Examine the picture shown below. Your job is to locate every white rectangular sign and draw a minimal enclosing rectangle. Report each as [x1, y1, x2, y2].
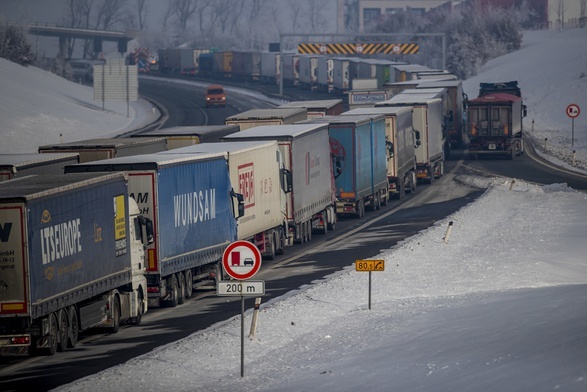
[217, 280, 265, 296]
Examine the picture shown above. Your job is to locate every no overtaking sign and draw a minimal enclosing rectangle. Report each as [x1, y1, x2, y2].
[222, 240, 262, 280]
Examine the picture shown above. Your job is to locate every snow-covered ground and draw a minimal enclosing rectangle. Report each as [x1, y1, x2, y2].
[1, 28, 587, 392]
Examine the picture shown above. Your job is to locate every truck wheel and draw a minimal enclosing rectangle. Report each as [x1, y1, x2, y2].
[130, 292, 144, 326]
[184, 269, 193, 299]
[356, 200, 365, 218]
[276, 229, 286, 255]
[67, 306, 79, 348]
[46, 313, 58, 356]
[57, 309, 68, 352]
[299, 223, 306, 244]
[166, 275, 179, 307]
[177, 273, 185, 305]
[109, 297, 120, 333]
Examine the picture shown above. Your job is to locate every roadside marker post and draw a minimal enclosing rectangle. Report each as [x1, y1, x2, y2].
[355, 260, 385, 310]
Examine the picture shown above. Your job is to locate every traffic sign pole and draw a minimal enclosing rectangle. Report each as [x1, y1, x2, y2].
[566, 104, 580, 148]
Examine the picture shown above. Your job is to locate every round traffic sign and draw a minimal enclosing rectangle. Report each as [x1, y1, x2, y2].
[222, 240, 262, 280]
[566, 104, 580, 119]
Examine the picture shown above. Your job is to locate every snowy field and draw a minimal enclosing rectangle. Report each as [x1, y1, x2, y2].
[0, 28, 586, 392]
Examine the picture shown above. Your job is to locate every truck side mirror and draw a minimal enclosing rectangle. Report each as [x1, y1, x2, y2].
[282, 169, 293, 193]
[145, 219, 154, 244]
[413, 129, 421, 148]
[522, 105, 527, 118]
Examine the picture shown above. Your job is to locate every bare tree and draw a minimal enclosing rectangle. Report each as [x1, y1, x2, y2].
[173, 0, 199, 32]
[162, 1, 174, 29]
[306, 0, 330, 33]
[136, 0, 149, 30]
[94, 0, 129, 30]
[285, 0, 303, 32]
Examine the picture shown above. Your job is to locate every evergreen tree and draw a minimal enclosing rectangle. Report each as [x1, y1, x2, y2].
[0, 24, 34, 66]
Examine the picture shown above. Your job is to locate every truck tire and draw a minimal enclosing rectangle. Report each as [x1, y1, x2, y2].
[166, 275, 179, 307]
[57, 309, 68, 352]
[267, 232, 277, 260]
[276, 228, 286, 255]
[108, 297, 120, 333]
[177, 272, 186, 305]
[46, 313, 58, 356]
[130, 292, 144, 326]
[356, 200, 365, 218]
[67, 306, 79, 348]
[184, 269, 193, 299]
[381, 191, 388, 206]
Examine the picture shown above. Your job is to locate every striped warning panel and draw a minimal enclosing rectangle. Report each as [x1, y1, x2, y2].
[297, 43, 419, 55]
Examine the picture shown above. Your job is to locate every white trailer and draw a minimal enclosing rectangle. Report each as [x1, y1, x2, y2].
[377, 95, 445, 183]
[260, 51, 280, 84]
[298, 55, 321, 90]
[316, 56, 333, 92]
[282, 53, 300, 86]
[38, 137, 168, 163]
[158, 140, 288, 259]
[225, 108, 308, 131]
[223, 124, 337, 244]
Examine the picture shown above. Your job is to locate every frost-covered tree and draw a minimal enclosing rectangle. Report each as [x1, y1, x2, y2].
[0, 24, 33, 66]
[371, 1, 530, 79]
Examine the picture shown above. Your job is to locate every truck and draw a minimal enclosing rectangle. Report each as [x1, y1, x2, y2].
[260, 51, 280, 85]
[282, 53, 300, 87]
[0, 172, 153, 356]
[0, 153, 79, 182]
[316, 56, 333, 92]
[478, 81, 522, 97]
[398, 88, 452, 157]
[223, 124, 337, 243]
[341, 107, 419, 199]
[159, 141, 288, 259]
[465, 91, 526, 160]
[65, 153, 244, 307]
[298, 54, 323, 90]
[416, 80, 465, 148]
[300, 115, 388, 217]
[225, 108, 308, 131]
[131, 125, 240, 149]
[213, 51, 233, 78]
[232, 51, 262, 81]
[277, 99, 344, 118]
[376, 94, 445, 184]
[157, 48, 196, 74]
[38, 137, 168, 163]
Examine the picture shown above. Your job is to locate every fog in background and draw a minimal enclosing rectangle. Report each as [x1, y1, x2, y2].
[0, 0, 338, 59]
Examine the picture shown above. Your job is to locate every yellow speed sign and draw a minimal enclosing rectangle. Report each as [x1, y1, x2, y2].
[355, 259, 385, 272]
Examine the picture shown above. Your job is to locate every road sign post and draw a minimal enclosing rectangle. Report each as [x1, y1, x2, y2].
[219, 241, 263, 378]
[566, 104, 580, 147]
[355, 260, 385, 310]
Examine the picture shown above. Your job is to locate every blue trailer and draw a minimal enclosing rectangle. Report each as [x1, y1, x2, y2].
[0, 172, 151, 356]
[302, 114, 388, 217]
[65, 153, 243, 307]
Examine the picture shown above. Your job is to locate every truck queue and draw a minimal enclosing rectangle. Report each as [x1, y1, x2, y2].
[0, 67, 525, 357]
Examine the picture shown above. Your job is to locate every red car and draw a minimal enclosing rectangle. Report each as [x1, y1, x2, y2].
[205, 84, 226, 107]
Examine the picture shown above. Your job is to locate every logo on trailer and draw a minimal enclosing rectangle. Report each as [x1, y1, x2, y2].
[238, 162, 255, 208]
